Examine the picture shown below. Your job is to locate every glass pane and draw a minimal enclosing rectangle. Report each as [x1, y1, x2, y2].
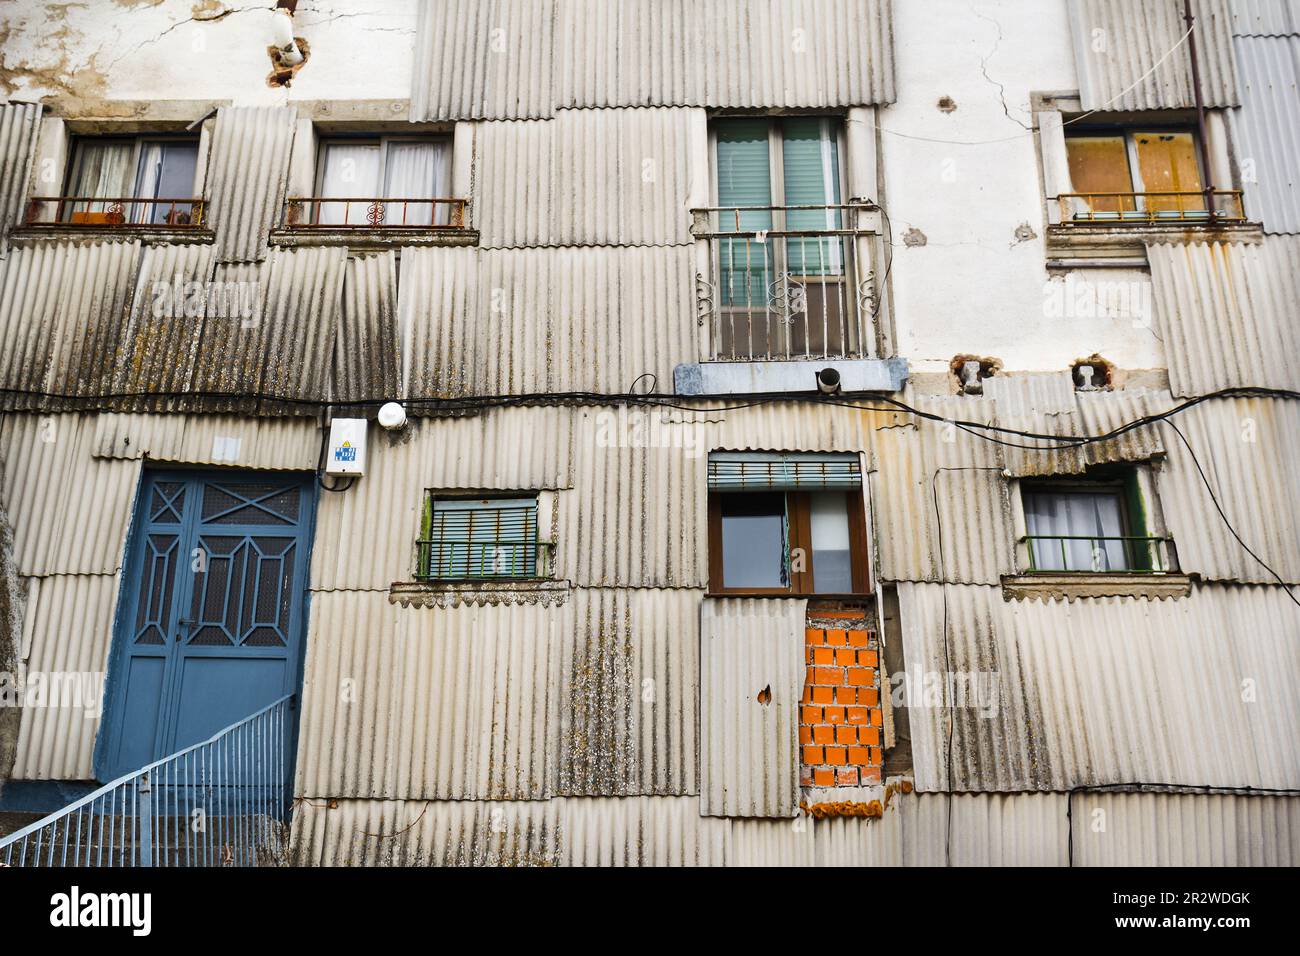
[810, 492, 853, 593]
[317, 142, 382, 224]
[1133, 131, 1205, 216]
[427, 497, 538, 579]
[716, 120, 774, 307]
[66, 140, 135, 221]
[382, 140, 451, 225]
[782, 117, 843, 276]
[1024, 489, 1128, 572]
[720, 493, 787, 589]
[134, 142, 199, 224]
[1065, 135, 1135, 217]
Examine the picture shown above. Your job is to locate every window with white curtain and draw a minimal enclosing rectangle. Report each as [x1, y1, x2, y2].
[315, 137, 451, 226]
[64, 136, 200, 224]
[1021, 471, 1157, 573]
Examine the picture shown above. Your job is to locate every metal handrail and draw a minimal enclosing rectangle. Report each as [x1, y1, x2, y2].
[1058, 189, 1246, 224]
[1025, 534, 1173, 574]
[414, 539, 553, 581]
[25, 196, 207, 227]
[283, 196, 468, 228]
[0, 694, 294, 867]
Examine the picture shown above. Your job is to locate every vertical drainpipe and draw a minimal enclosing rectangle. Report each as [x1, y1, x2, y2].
[1183, 0, 1217, 215]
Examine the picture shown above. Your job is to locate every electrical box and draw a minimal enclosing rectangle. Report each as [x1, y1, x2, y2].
[326, 418, 368, 476]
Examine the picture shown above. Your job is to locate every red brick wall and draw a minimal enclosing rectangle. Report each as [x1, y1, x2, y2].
[800, 613, 882, 788]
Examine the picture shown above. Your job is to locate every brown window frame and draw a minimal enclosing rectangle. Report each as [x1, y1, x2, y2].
[707, 488, 870, 597]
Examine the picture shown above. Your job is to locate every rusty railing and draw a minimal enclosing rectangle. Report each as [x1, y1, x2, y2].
[283, 197, 468, 229]
[1058, 189, 1246, 224]
[26, 196, 207, 228]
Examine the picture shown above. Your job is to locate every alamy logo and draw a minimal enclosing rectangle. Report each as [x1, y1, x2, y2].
[49, 886, 151, 936]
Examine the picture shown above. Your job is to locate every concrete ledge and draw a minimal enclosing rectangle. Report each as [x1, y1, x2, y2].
[1001, 573, 1193, 602]
[389, 579, 570, 609]
[270, 228, 479, 250]
[674, 357, 909, 396]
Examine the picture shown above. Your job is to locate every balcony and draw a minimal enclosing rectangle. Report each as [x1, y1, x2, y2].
[1057, 189, 1246, 225]
[274, 196, 475, 249]
[24, 196, 207, 230]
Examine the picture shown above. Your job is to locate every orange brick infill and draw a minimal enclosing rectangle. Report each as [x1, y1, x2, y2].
[800, 620, 883, 787]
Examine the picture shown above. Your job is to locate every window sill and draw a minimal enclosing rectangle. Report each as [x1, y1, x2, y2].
[10, 225, 215, 245]
[1000, 573, 1192, 602]
[1045, 220, 1262, 266]
[389, 578, 569, 609]
[706, 592, 873, 601]
[269, 227, 479, 251]
[675, 358, 909, 396]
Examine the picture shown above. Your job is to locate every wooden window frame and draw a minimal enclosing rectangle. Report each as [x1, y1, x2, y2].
[707, 488, 870, 597]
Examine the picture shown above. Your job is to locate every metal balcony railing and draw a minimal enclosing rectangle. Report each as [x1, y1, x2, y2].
[414, 539, 554, 581]
[283, 196, 468, 229]
[26, 196, 207, 228]
[692, 203, 879, 362]
[1025, 534, 1174, 574]
[1058, 190, 1246, 224]
[0, 695, 294, 867]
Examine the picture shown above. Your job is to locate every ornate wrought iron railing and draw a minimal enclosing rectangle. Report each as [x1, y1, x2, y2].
[283, 196, 468, 229]
[1025, 534, 1174, 574]
[25, 196, 207, 227]
[1058, 190, 1246, 224]
[691, 203, 879, 362]
[0, 695, 294, 867]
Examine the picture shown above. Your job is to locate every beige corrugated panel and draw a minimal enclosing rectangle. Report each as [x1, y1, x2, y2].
[1067, 0, 1239, 109]
[295, 591, 562, 801]
[699, 597, 806, 818]
[0, 414, 140, 576]
[1072, 792, 1300, 865]
[410, 0, 555, 121]
[91, 413, 319, 471]
[0, 102, 41, 257]
[558, 588, 699, 796]
[205, 105, 297, 263]
[896, 791, 1071, 866]
[869, 396, 1015, 585]
[1148, 239, 1300, 396]
[1157, 396, 1300, 584]
[309, 406, 573, 591]
[398, 246, 695, 397]
[334, 252, 399, 406]
[555, 0, 896, 108]
[10, 573, 118, 779]
[1228, 35, 1300, 233]
[1230, 0, 1300, 35]
[559, 797, 727, 865]
[470, 122, 554, 247]
[898, 582, 1300, 793]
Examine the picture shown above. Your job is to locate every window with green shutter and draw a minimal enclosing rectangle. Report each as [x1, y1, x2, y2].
[417, 495, 541, 580]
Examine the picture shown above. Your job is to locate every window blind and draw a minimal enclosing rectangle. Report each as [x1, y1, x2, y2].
[421, 497, 539, 579]
[708, 452, 862, 491]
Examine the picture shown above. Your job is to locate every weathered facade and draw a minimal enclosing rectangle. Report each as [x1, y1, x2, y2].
[0, 0, 1297, 866]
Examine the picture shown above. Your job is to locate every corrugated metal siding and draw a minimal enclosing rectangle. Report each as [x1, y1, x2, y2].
[1148, 239, 1300, 396]
[1228, 34, 1300, 233]
[1231, 0, 1300, 35]
[554, 0, 897, 108]
[0, 102, 41, 257]
[205, 106, 297, 263]
[335, 252, 400, 406]
[410, 0, 556, 121]
[558, 588, 699, 796]
[10, 573, 119, 780]
[898, 581, 1300, 793]
[295, 591, 562, 801]
[897, 791, 1071, 866]
[1068, 0, 1240, 109]
[699, 598, 805, 818]
[90, 413, 319, 471]
[470, 122, 554, 247]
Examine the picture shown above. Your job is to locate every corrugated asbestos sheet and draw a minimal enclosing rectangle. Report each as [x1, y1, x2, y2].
[1148, 239, 1300, 396]
[334, 252, 400, 406]
[396, 246, 696, 398]
[472, 108, 695, 248]
[1067, 0, 1240, 109]
[0, 102, 41, 257]
[1228, 33, 1300, 233]
[410, 0, 556, 121]
[898, 582, 1300, 793]
[1231, 0, 1300, 35]
[699, 598, 806, 819]
[205, 106, 297, 263]
[554, 0, 897, 108]
[11, 573, 118, 779]
[90, 413, 319, 471]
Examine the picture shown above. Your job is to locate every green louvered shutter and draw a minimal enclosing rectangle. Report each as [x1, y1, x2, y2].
[708, 452, 862, 491]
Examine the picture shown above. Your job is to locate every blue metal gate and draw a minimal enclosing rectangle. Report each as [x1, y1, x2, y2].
[97, 471, 316, 783]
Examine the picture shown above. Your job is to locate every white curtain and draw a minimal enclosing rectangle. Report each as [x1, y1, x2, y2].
[67, 141, 134, 218]
[1024, 491, 1127, 571]
[318, 143, 381, 225]
[383, 140, 451, 225]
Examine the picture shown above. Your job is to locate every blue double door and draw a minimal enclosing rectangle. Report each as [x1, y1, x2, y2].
[98, 470, 316, 782]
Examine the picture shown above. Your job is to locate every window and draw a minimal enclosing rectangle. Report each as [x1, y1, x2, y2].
[62, 136, 200, 225]
[1063, 128, 1215, 222]
[707, 453, 868, 594]
[416, 495, 544, 580]
[1021, 468, 1168, 573]
[707, 116, 862, 360]
[312, 135, 452, 226]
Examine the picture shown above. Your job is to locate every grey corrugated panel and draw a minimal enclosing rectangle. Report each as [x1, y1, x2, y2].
[410, 0, 555, 121]
[471, 121, 554, 248]
[558, 588, 700, 797]
[308, 406, 573, 591]
[206, 105, 297, 263]
[10, 573, 118, 780]
[91, 413, 319, 471]
[1073, 792, 1300, 865]
[295, 590, 562, 801]
[1148, 239, 1300, 396]
[0, 102, 40, 257]
[397, 246, 695, 397]
[898, 581, 1300, 793]
[559, 797, 727, 865]
[1230, 0, 1300, 35]
[334, 252, 399, 406]
[699, 597, 805, 818]
[1068, 0, 1240, 109]
[555, 0, 896, 108]
[982, 371, 1078, 415]
[167, 260, 266, 413]
[0, 413, 140, 576]
[1157, 396, 1300, 584]
[897, 792, 1071, 866]
[1228, 35, 1300, 233]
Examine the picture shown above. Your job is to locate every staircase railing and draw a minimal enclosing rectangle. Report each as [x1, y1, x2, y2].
[0, 695, 295, 867]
